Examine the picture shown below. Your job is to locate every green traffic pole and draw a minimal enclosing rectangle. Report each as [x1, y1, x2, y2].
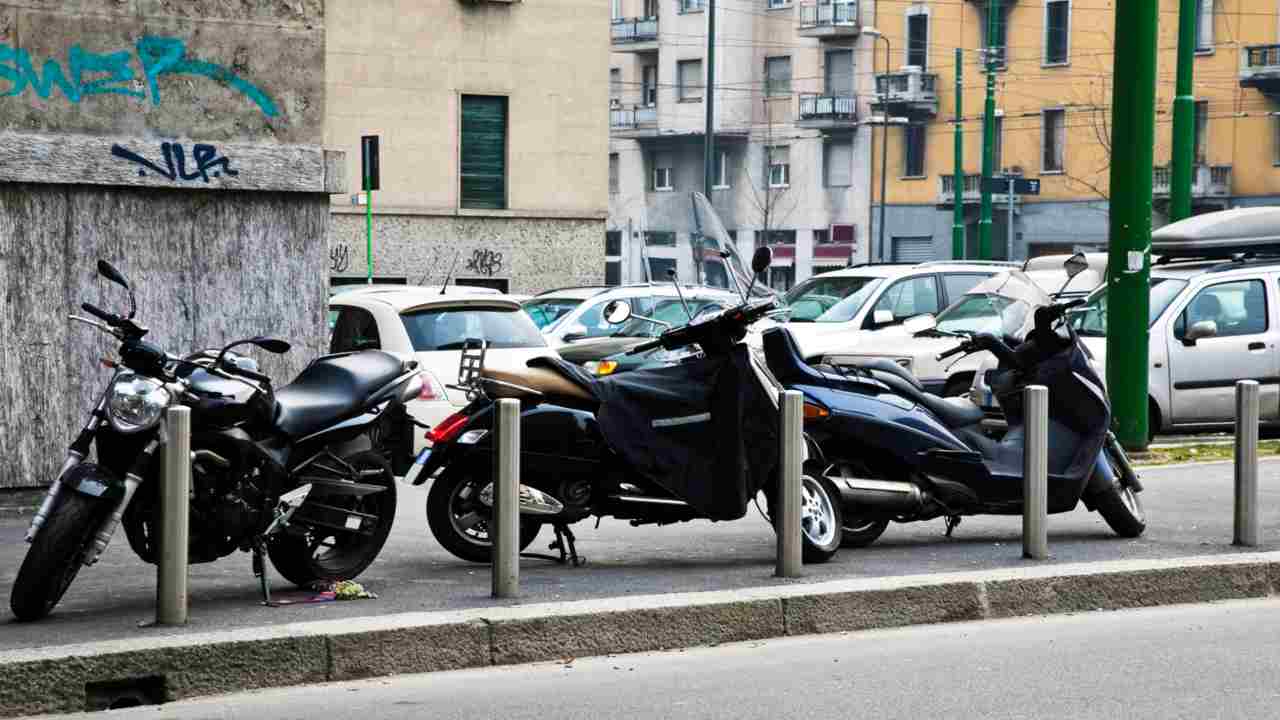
[952, 47, 965, 260]
[365, 179, 373, 284]
[1106, 0, 1157, 450]
[977, 0, 998, 260]
[1169, 0, 1197, 222]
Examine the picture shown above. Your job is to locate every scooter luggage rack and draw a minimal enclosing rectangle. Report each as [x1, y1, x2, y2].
[447, 337, 544, 400]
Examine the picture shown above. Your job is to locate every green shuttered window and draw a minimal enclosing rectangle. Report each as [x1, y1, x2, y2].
[461, 95, 508, 210]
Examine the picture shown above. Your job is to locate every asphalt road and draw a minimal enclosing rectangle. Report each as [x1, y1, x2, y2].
[40, 598, 1280, 720]
[2, 460, 1277, 652]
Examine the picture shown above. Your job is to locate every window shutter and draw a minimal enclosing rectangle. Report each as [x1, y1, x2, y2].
[460, 95, 507, 210]
[825, 139, 852, 186]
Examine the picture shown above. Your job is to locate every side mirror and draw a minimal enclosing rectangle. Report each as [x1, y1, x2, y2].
[1063, 252, 1089, 280]
[562, 323, 590, 342]
[250, 337, 292, 354]
[603, 300, 632, 325]
[1183, 319, 1218, 346]
[902, 313, 937, 334]
[752, 246, 773, 275]
[97, 260, 129, 289]
[872, 309, 895, 327]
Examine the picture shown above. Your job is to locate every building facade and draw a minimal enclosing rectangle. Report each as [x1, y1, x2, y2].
[326, 0, 609, 294]
[873, 0, 1280, 262]
[608, 0, 879, 291]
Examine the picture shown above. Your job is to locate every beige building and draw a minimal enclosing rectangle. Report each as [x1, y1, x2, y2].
[326, 0, 609, 293]
[608, 0, 880, 291]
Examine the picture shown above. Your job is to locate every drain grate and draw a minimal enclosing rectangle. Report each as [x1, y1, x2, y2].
[84, 675, 167, 711]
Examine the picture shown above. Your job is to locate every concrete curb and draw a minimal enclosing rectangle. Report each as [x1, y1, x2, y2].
[2, 551, 1279, 716]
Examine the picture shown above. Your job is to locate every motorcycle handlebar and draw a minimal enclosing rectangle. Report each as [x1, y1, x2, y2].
[626, 338, 664, 355]
[221, 359, 272, 385]
[936, 343, 968, 361]
[81, 302, 118, 325]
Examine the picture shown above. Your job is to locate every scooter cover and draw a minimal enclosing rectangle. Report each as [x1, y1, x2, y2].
[592, 346, 779, 520]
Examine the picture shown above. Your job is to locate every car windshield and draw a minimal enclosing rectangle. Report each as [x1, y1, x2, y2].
[784, 276, 882, 322]
[936, 295, 1029, 337]
[612, 298, 723, 338]
[1071, 278, 1188, 337]
[523, 298, 583, 330]
[401, 306, 548, 351]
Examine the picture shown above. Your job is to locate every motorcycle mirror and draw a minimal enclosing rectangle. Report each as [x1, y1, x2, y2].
[250, 337, 292, 354]
[751, 246, 773, 275]
[603, 300, 633, 325]
[1063, 252, 1088, 280]
[97, 260, 130, 289]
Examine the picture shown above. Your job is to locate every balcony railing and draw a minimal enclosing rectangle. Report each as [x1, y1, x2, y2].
[1152, 164, 1232, 198]
[610, 104, 658, 131]
[1240, 44, 1280, 92]
[798, 0, 859, 32]
[873, 67, 939, 114]
[798, 94, 857, 124]
[678, 0, 704, 12]
[611, 17, 659, 44]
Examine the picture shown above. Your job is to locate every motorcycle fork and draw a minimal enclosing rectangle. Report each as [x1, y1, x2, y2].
[84, 437, 161, 566]
[26, 387, 113, 542]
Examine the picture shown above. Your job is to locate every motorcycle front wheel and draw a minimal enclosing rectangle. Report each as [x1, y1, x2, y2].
[10, 490, 106, 622]
[426, 470, 542, 563]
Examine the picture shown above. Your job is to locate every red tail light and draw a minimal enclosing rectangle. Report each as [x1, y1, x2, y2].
[425, 411, 470, 446]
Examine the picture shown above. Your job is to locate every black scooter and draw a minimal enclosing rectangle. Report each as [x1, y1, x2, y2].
[763, 261, 1146, 548]
[410, 249, 845, 565]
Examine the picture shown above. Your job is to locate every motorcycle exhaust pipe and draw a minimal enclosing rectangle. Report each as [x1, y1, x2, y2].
[831, 476, 926, 513]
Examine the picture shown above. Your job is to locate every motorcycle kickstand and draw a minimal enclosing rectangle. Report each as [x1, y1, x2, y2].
[252, 538, 273, 607]
[944, 515, 962, 538]
[518, 523, 586, 567]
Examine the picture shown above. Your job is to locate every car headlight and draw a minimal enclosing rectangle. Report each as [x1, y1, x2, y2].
[107, 372, 172, 433]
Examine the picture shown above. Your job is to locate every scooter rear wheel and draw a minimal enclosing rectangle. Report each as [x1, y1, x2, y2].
[426, 471, 542, 563]
[768, 465, 843, 563]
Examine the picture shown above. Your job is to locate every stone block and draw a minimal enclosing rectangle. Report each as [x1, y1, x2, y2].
[783, 583, 986, 636]
[327, 621, 492, 681]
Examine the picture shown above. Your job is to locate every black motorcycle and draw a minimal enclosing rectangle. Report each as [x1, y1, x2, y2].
[409, 249, 844, 566]
[763, 262, 1146, 548]
[12, 260, 422, 621]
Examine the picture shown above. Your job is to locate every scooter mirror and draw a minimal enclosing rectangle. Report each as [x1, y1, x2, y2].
[603, 300, 632, 325]
[250, 337, 292, 354]
[1063, 252, 1088, 280]
[751, 246, 773, 275]
[97, 259, 130, 289]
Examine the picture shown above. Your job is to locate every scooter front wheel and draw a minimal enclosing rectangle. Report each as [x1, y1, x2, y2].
[768, 465, 843, 563]
[1095, 484, 1146, 538]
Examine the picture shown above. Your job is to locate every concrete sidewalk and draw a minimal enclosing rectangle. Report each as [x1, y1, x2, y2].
[0, 460, 1275, 715]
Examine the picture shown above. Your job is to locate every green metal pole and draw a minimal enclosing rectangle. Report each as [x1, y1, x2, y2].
[365, 179, 373, 284]
[1169, 0, 1197, 222]
[952, 47, 965, 260]
[1106, 0, 1157, 450]
[978, 0, 998, 260]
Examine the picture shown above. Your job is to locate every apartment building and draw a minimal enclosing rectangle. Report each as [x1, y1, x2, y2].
[608, 0, 879, 291]
[326, 1, 609, 293]
[873, 0, 1280, 262]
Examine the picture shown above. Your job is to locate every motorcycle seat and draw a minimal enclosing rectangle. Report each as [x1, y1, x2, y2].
[481, 357, 596, 402]
[273, 351, 406, 438]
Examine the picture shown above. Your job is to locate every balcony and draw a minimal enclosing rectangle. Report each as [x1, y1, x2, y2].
[797, 94, 857, 129]
[611, 17, 659, 52]
[1152, 164, 1232, 200]
[610, 103, 659, 138]
[938, 173, 1020, 206]
[797, 0, 859, 39]
[872, 67, 938, 116]
[1240, 45, 1280, 97]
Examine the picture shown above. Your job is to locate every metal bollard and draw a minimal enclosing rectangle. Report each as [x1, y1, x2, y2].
[492, 398, 520, 598]
[776, 390, 803, 578]
[156, 406, 191, 625]
[1234, 380, 1260, 547]
[1022, 385, 1049, 560]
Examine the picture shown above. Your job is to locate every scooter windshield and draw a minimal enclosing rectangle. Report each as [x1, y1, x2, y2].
[691, 193, 774, 300]
[964, 269, 1054, 308]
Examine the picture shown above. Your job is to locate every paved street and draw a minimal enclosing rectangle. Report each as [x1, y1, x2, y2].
[2, 459, 1276, 652]
[37, 597, 1280, 719]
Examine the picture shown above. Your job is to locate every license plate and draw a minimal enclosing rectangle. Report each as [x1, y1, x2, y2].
[402, 448, 432, 484]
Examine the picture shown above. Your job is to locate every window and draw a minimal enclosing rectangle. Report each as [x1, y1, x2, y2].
[993, 114, 1004, 171]
[765, 56, 792, 96]
[1274, 116, 1280, 166]
[789, 276, 882, 323]
[609, 153, 619, 194]
[678, 59, 703, 102]
[769, 266, 796, 292]
[401, 307, 547, 351]
[982, 5, 1009, 68]
[1175, 280, 1269, 339]
[330, 307, 382, 353]
[611, 0, 621, 19]
[610, 69, 621, 103]
[1042, 108, 1065, 172]
[524, 298, 584, 330]
[460, 95, 507, 210]
[714, 150, 731, 188]
[1044, 0, 1070, 64]
[1194, 100, 1208, 164]
[868, 276, 940, 327]
[903, 123, 926, 177]
[605, 261, 621, 286]
[824, 137, 852, 187]
[652, 153, 673, 191]
[679, 0, 704, 12]
[642, 65, 658, 106]
[767, 0, 790, 8]
[832, 224, 855, 244]
[1070, 279, 1189, 337]
[942, 273, 992, 304]
[906, 11, 929, 69]
[762, 229, 797, 245]
[768, 145, 790, 188]
[644, 231, 676, 246]
[605, 230, 622, 256]
[644, 0, 658, 16]
[647, 258, 677, 281]
[825, 50, 854, 96]
[1194, 0, 1213, 51]
[814, 229, 830, 244]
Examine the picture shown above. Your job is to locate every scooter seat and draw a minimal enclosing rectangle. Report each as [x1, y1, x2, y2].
[482, 358, 596, 402]
[867, 369, 984, 429]
[846, 358, 924, 391]
[274, 351, 406, 438]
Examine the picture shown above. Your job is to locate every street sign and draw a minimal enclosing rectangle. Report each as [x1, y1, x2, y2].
[981, 177, 1011, 194]
[981, 176, 1041, 195]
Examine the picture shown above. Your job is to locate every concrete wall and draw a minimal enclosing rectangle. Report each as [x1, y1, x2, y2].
[0, 1, 335, 489]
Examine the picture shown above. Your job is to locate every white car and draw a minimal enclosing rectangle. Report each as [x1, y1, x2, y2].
[539, 284, 747, 347]
[329, 290, 556, 456]
[522, 286, 611, 333]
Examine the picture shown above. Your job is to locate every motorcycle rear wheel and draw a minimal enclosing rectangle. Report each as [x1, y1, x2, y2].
[10, 491, 106, 622]
[426, 471, 543, 564]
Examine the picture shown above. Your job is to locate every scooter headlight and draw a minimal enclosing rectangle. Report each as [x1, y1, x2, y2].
[107, 372, 171, 433]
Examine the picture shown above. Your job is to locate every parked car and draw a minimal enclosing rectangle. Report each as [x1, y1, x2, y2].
[540, 283, 745, 347]
[329, 290, 557, 460]
[522, 286, 610, 331]
[971, 207, 1280, 435]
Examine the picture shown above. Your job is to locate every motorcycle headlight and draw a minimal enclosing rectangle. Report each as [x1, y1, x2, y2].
[107, 373, 172, 433]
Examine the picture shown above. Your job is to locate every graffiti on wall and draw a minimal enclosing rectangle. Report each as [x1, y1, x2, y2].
[111, 142, 238, 182]
[330, 244, 351, 273]
[0, 36, 278, 117]
[464, 249, 503, 277]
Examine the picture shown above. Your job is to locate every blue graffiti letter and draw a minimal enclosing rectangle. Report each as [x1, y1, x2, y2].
[135, 35, 185, 106]
[136, 35, 278, 118]
[14, 48, 78, 101]
[0, 45, 23, 97]
[70, 46, 145, 99]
